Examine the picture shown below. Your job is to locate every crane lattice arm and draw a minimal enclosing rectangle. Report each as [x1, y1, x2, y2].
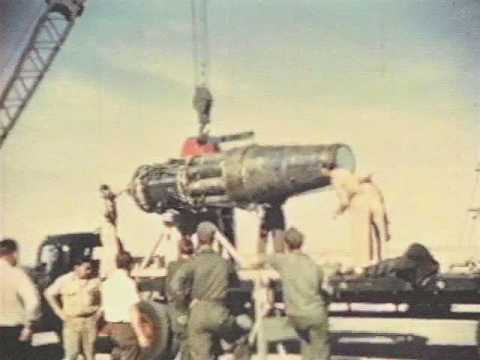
[0, 0, 86, 150]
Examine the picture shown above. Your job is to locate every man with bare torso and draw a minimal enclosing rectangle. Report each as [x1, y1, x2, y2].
[320, 165, 391, 266]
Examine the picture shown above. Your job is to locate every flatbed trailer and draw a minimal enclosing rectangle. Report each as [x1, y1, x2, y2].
[31, 233, 480, 359]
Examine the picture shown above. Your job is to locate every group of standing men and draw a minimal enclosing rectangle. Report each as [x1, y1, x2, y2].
[44, 250, 155, 360]
[0, 236, 158, 360]
[249, 162, 392, 360]
[0, 163, 391, 360]
[0, 223, 251, 360]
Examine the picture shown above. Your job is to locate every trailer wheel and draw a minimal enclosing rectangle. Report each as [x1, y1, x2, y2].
[137, 301, 174, 360]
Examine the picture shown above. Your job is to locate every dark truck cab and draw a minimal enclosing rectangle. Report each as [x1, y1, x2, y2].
[30, 232, 101, 333]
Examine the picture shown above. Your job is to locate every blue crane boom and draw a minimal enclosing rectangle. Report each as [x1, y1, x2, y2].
[0, 0, 86, 150]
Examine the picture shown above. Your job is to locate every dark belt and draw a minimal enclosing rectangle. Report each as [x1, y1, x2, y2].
[65, 313, 97, 319]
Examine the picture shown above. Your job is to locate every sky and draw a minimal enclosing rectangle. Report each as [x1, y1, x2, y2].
[1, 0, 480, 266]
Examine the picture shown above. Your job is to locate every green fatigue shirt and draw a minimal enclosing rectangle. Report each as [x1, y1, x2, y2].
[46, 272, 101, 318]
[267, 252, 326, 317]
[170, 246, 231, 303]
[166, 258, 192, 310]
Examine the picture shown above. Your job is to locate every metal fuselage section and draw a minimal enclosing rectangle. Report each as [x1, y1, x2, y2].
[128, 143, 355, 214]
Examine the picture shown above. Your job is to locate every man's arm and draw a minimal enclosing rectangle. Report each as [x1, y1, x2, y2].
[169, 261, 194, 301]
[317, 264, 333, 304]
[242, 253, 280, 271]
[44, 275, 67, 320]
[317, 265, 326, 293]
[17, 271, 41, 341]
[331, 176, 350, 217]
[130, 304, 150, 349]
[359, 173, 373, 183]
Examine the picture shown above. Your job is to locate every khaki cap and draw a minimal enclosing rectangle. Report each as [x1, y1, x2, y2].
[284, 227, 304, 248]
[196, 221, 217, 239]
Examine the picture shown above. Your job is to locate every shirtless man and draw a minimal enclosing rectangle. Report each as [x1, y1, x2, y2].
[320, 164, 391, 265]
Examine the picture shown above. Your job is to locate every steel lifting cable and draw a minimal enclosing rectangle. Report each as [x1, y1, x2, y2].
[200, 0, 210, 87]
[191, 0, 213, 136]
[191, 0, 210, 87]
[190, 0, 200, 86]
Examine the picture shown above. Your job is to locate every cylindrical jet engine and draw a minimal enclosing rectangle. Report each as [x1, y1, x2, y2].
[128, 144, 355, 214]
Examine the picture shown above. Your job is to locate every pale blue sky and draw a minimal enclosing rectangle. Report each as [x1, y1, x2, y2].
[1, 1, 480, 265]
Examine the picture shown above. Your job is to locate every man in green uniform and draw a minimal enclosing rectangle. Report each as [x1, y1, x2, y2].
[166, 239, 195, 360]
[45, 257, 101, 360]
[170, 221, 250, 360]
[256, 227, 330, 360]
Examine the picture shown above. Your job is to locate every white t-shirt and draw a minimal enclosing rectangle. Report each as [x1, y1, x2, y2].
[0, 259, 40, 326]
[156, 227, 183, 266]
[101, 269, 140, 323]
